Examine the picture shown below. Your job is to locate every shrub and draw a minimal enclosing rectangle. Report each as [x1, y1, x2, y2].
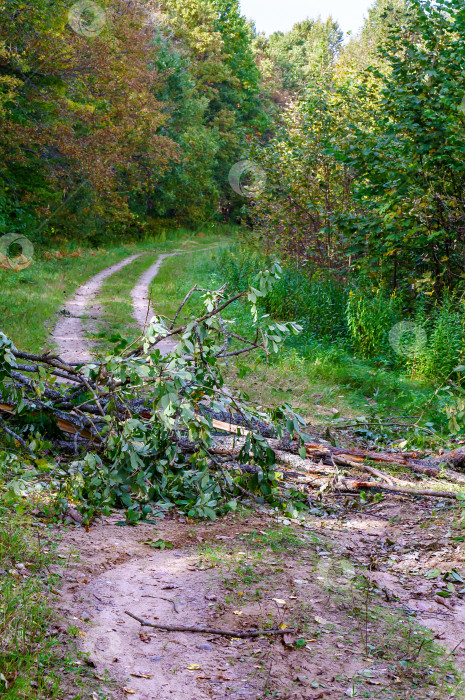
[218, 245, 348, 341]
[412, 297, 465, 381]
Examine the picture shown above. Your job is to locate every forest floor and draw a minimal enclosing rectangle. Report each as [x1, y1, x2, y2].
[54, 495, 465, 700]
[2, 233, 465, 699]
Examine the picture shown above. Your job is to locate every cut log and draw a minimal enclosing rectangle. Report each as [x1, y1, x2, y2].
[433, 446, 465, 470]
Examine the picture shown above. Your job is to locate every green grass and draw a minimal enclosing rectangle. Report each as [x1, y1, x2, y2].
[0, 226, 233, 355]
[139, 246, 446, 443]
[3, 224, 440, 439]
[0, 244, 138, 354]
[0, 515, 112, 699]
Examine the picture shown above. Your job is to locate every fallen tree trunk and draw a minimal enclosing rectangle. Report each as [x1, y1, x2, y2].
[201, 416, 465, 485]
[211, 431, 465, 487]
[432, 446, 465, 470]
[339, 478, 462, 500]
[0, 401, 97, 440]
[304, 443, 465, 484]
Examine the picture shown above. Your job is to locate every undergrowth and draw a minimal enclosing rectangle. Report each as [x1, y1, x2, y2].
[217, 244, 465, 384]
[0, 514, 106, 699]
[146, 245, 459, 445]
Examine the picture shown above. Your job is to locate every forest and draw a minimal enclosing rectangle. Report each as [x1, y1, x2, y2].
[2, 0, 465, 698]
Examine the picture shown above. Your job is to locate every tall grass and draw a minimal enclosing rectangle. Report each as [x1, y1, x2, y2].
[345, 285, 402, 359]
[218, 246, 348, 341]
[411, 296, 465, 380]
[218, 244, 465, 384]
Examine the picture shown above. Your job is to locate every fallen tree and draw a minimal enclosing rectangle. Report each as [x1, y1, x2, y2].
[0, 263, 308, 522]
[1, 262, 465, 522]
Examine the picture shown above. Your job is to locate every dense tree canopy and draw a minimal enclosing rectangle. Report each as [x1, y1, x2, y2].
[2, 0, 465, 303]
[244, 0, 465, 298]
[0, 0, 264, 240]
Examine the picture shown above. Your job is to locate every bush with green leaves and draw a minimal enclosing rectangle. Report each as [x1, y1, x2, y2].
[0, 263, 308, 524]
[345, 284, 402, 359]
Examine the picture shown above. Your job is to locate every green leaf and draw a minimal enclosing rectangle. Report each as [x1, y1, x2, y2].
[144, 539, 174, 550]
[445, 569, 464, 584]
[425, 569, 441, 579]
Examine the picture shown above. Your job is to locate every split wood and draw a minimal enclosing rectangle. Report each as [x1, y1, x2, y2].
[124, 611, 293, 638]
[339, 479, 462, 500]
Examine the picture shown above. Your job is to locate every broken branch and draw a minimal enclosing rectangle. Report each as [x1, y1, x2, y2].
[124, 611, 294, 638]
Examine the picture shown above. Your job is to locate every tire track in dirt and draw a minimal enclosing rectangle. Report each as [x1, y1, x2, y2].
[130, 252, 180, 355]
[52, 253, 144, 363]
[53, 245, 219, 363]
[130, 246, 220, 355]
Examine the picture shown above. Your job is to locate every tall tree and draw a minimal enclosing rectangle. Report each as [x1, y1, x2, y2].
[0, 0, 177, 240]
[340, 0, 465, 292]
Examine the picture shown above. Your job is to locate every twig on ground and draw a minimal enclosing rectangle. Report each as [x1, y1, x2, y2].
[141, 596, 181, 613]
[124, 611, 293, 638]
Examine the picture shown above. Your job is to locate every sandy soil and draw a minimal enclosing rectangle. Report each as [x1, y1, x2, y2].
[130, 253, 180, 356]
[52, 254, 143, 363]
[54, 499, 465, 700]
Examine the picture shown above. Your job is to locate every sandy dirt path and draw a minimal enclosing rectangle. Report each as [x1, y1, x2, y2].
[130, 252, 180, 355]
[53, 245, 219, 361]
[52, 253, 143, 363]
[130, 246, 219, 355]
[48, 245, 465, 698]
[56, 501, 465, 700]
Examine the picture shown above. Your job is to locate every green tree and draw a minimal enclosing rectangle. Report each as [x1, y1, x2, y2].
[0, 0, 177, 241]
[259, 18, 343, 98]
[340, 0, 465, 293]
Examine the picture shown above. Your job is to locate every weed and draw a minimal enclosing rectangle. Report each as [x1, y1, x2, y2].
[241, 526, 311, 555]
[0, 516, 114, 699]
[145, 245, 452, 445]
